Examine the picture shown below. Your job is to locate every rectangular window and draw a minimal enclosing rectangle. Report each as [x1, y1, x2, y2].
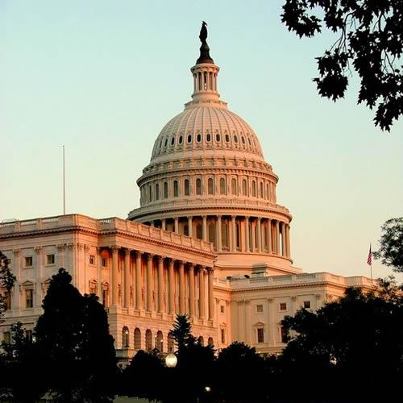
[25, 256, 33, 267]
[280, 302, 287, 311]
[89, 255, 95, 265]
[220, 305, 224, 313]
[256, 304, 263, 312]
[25, 289, 33, 308]
[4, 291, 11, 311]
[101, 258, 107, 267]
[46, 254, 55, 265]
[221, 328, 225, 344]
[303, 300, 311, 309]
[257, 328, 264, 343]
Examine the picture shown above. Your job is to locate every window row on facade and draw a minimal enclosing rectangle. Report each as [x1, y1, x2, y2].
[141, 176, 276, 204]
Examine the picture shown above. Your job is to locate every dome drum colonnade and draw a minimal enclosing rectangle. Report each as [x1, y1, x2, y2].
[129, 33, 293, 266]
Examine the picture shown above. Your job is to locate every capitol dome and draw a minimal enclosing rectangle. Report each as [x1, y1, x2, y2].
[129, 28, 296, 276]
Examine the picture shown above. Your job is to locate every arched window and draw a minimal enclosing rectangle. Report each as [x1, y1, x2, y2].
[171, 136, 175, 145]
[178, 135, 183, 144]
[164, 182, 168, 198]
[145, 329, 153, 351]
[156, 330, 163, 352]
[234, 135, 238, 143]
[122, 326, 129, 348]
[198, 336, 204, 346]
[206, 133, 211, 142]
[260, 182, 264, 198]
[168, 334, 175, 353]
[242, 179, 247, 196]
[252, 180, 256, 197]
[174, 180, 179, 197]
[134, 328, 141, 350]
[231, 178, 237, 195]
[196, 133, 202, 143]
[220, 178, 226, 195]
[208, 178, 214, 195]
[149, 185, 153, 202]
[225, 134, 230, 142]
[184, 179, 190, 196]
[187, 134, 192, 144]
[208, 337, 214, 346]
[155, 183, 159, 200]
[196, 178, 202, 195]
[266, 183, 270, 200]
[208, 223, 216, 246]
[216, 134, 221, 142]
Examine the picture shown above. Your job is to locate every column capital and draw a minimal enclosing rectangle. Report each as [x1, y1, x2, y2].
[158, 255, 165, 262]
[34, 246, 42, 254]
[146, 253, 153, 261]
[13, 249, 21, 256]
[111, 245, 120, 252]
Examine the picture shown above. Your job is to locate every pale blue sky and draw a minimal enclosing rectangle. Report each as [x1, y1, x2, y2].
[1, 0, 402, 280]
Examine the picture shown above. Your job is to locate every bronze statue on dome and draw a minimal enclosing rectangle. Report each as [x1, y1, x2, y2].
[196, 21, 214, 64]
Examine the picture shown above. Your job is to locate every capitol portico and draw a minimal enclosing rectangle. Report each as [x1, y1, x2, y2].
[0, 26, 374, 357]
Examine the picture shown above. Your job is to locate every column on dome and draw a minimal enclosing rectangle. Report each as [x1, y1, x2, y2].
[188, 263, 195, 317]
[199, 267, 205, 320]
[111, 246, 119, 306]
[266, 219, 272, 254]
[135, 251, 143, 310]
[179, 261, 185, 314]
[208, 268, 214, 321]
[281, 222, 286, 257]
[231, 216, 236, 252]
[188, 216, 193, 237]
[202, 216, 208, 241]
[286, 224, 291, 258]
[275, 221, 280, 255]
[251, 218, 256, 252]
[168, 259, 175, 314]
[146, 254, 153, 311]
[174, 217, 179, 233]
[158, 256, 164, 313]
[124, 249, 130, 309]
[216, 216, 222, 252]
[257, 218, 262, 253]
[245, 217, 250, 252]
[162, 219, 166, 230]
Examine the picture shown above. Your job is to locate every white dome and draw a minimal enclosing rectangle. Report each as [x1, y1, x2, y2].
[151, 104, 264, 161]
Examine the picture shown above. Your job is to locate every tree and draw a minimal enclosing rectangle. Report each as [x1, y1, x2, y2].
[34, 268, 116, 402]
[0, 250, 16, 320]
[374, 217, 403, 272]
[169, 314, 194, 355]
[279, 286, 403, 401]
[281, 1, 403, 131]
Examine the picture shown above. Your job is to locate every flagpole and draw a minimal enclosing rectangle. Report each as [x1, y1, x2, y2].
[63, 145, 66, 215]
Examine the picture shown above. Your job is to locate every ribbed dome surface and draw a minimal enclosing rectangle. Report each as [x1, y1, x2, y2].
[151, 104, 264, 160]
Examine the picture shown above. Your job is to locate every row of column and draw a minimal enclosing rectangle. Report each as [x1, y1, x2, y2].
[150, 216, 291, 258]
[107, 248, 215, 321]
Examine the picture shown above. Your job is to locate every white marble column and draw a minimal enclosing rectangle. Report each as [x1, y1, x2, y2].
[135, 251, 143, 310]
[111, 247, 119, 306]
[199, 267, 205, 320]
[231, 216, 237, 252]
[124, 249, 130, 308]
[179, 261, 185, 314]
[202, 216, 208, 241]
[251, 219, 256, 252]
[286, 224, 291, 258]
[168, 259, 175, 314]
[281, 222, 286, 257]
[146, 254, 153, 312]
[189, 263, 195, 317]
[275, 221, 280, 255]
[188, 216, 193, 237]
[257, 218, 262, 253]
[266, 219, 272, 254]
[158, 256, 164, 313]
[208, 268, 214, 321]
[174, 217, 179, 233]
[161, 219, 166, 230]
[216, 216, 222, 252]
[245, 217, 250, 252]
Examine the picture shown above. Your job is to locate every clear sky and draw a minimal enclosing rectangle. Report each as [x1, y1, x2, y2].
[1, 0, 402, 281]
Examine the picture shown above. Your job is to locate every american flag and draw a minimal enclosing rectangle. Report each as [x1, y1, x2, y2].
[367, 244, 372, 266]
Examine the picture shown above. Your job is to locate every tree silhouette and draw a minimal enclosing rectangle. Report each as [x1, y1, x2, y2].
[281, 1, 403, 131]
[374, 217, 403, 272]
[0, 250, 16, 320]
[34, 268, 116, 402]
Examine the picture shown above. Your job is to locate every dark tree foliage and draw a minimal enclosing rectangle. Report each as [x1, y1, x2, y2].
[374, 217, 403, 272]
[169, 314, 193, 354]
[281, 0, 403, 131]
[0, 250, 16, 319]
[279, 286, 403, 401]
[213, 342, 267, 402]
[34, 268, 117, 402]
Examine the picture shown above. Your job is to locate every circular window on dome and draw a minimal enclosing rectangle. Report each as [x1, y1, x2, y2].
[187, 134, 192, 144]
[196, 134, 202, 143]
[178, 135, 183, 144]
[225, 134, 230, 142]
[216, 134, 221, 142]
[206, 133, 211, 142]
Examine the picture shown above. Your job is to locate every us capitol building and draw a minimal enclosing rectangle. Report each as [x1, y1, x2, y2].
[0, 26, 373, 358]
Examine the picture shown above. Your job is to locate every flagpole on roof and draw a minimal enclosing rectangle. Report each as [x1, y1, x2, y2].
[367, 243, 373, 280]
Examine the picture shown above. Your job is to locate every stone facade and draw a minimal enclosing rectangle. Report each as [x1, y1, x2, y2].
[0, 34, 374, 357]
